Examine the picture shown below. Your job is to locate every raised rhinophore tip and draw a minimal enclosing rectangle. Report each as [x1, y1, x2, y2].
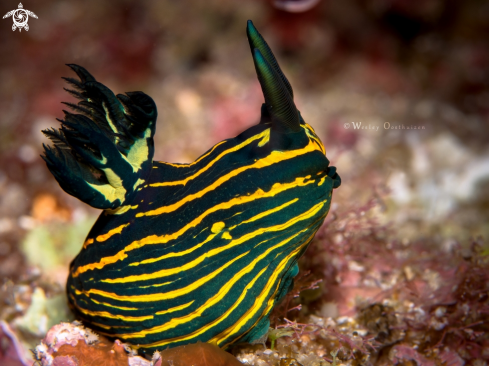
[248, 21, 301, 133]
[246, 20, 293, 99]
[251, 46, 300, 133]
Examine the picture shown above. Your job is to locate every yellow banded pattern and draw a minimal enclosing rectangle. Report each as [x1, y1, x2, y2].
[43, 20, 341, 356]
[67, 121, 338, 353]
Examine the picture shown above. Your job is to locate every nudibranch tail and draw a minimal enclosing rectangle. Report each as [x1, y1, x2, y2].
[41, 65, 157, 210]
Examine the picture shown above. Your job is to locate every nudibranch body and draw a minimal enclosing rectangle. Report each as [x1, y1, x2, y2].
[42, 21, 340, 354]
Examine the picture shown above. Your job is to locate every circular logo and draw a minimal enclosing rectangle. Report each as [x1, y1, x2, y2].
[344, 122, 350, 129]
[13, 9, 28, 28]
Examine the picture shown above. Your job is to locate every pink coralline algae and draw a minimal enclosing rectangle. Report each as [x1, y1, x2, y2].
[34, 322, 244, 366]
[35, 322, 150, 366]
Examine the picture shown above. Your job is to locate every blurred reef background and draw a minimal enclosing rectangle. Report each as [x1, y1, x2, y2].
[0, 0, 488, 365]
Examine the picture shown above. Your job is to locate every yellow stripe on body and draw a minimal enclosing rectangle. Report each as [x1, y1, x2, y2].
[217, 230, 319, 348]
[141, 139, 319, 217]
[73, 202, 324, 308]
[303, 122, 319, 136]
[131, 233, 219, 266]
[71, 207, 329, 346]
[90, 298, 138, 311]
[139, 281, 173, 288]
[139, 267, 268, 347]
[96, 223, 130, 242]
[257, 128, 270, 147]
[111, 228, 308, 340]
[155, 301, 195, 315]
[303, 124, 325, 155]
[72, 173, 317, 277]
[230, 198, 298, 227]
[101, 201, 324, 284]
[74, 251, 249, 303]
[132, 198, 299, 267]
[75, 307, 154, 322]
[150, 129, 270, 188]
[69, 293, 154, 322]
[73, 206, 326, 344]
[81, 298, 193, 321]
[141, 234, 313, 348]
[83, 238, 94, 249]
[163, 140, 227, 168]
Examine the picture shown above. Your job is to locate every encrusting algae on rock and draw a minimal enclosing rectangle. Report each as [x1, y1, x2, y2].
[34, 321, 243, 366]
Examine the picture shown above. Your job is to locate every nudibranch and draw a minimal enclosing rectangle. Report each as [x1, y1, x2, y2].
[41, 20, 340, 354]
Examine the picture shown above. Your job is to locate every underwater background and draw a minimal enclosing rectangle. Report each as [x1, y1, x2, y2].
[0, 0, 488, 365]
